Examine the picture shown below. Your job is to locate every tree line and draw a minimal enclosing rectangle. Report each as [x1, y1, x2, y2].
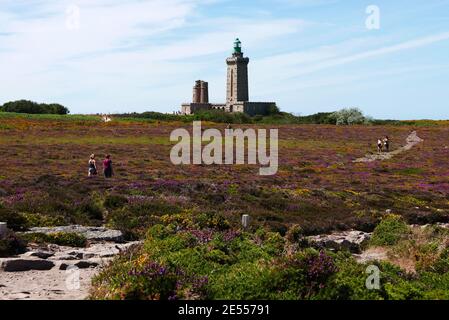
[0, 100, 70, 115]
[116, 108, 374, 125]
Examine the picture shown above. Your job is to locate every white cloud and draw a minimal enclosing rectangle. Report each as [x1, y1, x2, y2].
[0, 0, 305, 112]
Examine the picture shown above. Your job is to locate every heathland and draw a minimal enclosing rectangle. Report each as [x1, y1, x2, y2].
[1, 112, 449, 300]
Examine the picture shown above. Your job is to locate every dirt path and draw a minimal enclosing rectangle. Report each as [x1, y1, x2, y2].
[353, 131, 423, 163]
[0, 267, 98, 300]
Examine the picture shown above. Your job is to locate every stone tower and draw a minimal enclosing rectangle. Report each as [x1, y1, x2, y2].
[192, 80, 209, 104]
[226, 38, 249, 105]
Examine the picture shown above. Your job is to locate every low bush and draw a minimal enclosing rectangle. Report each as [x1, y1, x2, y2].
[0, 206, 27, 231]
[20, 232, 87, 247]
[1, 100, 69, 115]
[329, 108, 372, 125]
[106, 203, 170, 240]
[370, 215, 410, 246]
[0, 230, 28, 257]
[114, 110, 373, 125]
[104, 194, 129, 210]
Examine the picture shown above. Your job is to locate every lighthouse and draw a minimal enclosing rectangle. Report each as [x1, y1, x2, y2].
[181, 38, 276, 116]
[226, 38, 250, 106]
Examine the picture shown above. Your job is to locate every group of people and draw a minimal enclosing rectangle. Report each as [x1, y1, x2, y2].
[88, 154, 113, 178]
[377, 136, 390, 153]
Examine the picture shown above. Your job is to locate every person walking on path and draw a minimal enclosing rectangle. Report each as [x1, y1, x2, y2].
[384, 136, 390, 152]
[103, 154, 114, 178]
[88, 154, 98, 177]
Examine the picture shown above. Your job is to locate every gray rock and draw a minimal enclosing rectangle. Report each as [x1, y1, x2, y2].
[26, 225, 124, 243]
[59, 260, 99, 270]
[75, 260, 99, 269]
[67, 251, 84, 259]
[354, 250, 388, 264]
[23, 251, 55, 259]
[307, 230, 371, 253]
[0, 258, 55, 272]
[81, 253, 96, 259]
[52, 255, 79, 261]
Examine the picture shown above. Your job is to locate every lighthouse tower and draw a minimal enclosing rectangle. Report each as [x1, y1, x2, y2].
[226, 38, 249, 108]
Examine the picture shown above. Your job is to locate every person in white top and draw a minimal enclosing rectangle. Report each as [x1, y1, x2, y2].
[377, 139, 383, 153]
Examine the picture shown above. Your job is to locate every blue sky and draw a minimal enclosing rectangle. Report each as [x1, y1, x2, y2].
[0, 0, 448, 119]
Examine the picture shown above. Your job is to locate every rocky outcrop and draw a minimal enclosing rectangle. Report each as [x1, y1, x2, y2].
[25, 226, 124, 243]
[307, 230, 372, 253]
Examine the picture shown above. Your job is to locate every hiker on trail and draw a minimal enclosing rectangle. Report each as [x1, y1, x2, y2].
[103, 154, 114, 178]
[377, 138, 383, 153]
[384, 136, 390, 152]
[88, 154, 98, 177]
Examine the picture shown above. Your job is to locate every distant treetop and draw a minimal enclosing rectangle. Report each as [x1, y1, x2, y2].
[0, 100, 70, 115]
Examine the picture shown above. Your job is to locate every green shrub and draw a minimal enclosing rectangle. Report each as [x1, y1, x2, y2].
[115, 110, 365, 125]
[0, 206, 28, 231]
[106, 199, 182, 240]
[22, 213, 66, 228]
[431, 248, 449, 274]
[104, 195, 129, 210]
[20, 232, 87, 247]
[370, 215, 410, 246]
[384, 280, 424, 300]
[75, 201, 103, 221]
[195, 211, 230, 231]
[208, 261, 280, 299]
[107, 208, 160, 240]
[263, 232, 285, 256]
[193, 109, 253, 124]
[1, 100, 69, 115]
[286, 224, 305, 243]
[329, 108, 372, 125]
[277, 249, 339, 299]
[0, 230, 28, 257]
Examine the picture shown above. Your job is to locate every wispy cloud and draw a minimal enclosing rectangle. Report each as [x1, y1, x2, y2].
[253, 31, 449, 85]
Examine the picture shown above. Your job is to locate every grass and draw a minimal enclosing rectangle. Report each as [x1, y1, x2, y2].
[0, 113, 448, 300]
[0, 111, 100, 122]
[0, 135, 172, 146]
